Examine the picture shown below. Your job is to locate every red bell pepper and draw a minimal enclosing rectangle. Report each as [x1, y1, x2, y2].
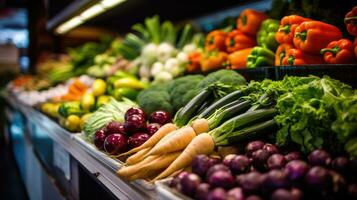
[275, 43, 294, 66]
[320, 39, 356, 64]
[237, 9, 268, 36]
[293, 21, 342, 54]
[205, 30, 227, 52]
[225, 30, 256, 53]
[345, 6, 357, 36]
[187, 51, 201, 73]
[275, 15, 310, 44]
[282, 48, 325, 66]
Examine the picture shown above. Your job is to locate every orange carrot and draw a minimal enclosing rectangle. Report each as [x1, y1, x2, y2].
[119, 123, 177, 157]
[125, 148, 151, 165]
[117, 155, 157, 178]
[147, 126, 196, 156]
[153, 133, 215, 181]
[191, 118, 209, 134]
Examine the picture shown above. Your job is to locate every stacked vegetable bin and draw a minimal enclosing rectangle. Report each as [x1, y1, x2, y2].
[3, 1, 357, 200]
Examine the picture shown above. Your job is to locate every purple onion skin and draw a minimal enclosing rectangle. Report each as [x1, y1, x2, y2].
[271, 189, 293, 200]
[230, 155, 251, 174]
[124, 107, 146, 120]
[246, 141, 265, 157]
[263, 143, 279, 155]
[180, 173, 201, 197]
[227, 187, 244, 200]
[192, 154, 212, 178]
[127, 133, 150, 149]
[264, 169, 289, 190]
[308, 149, 332, 167]
[206, 164, 230, 181]
[251, 149, 270, 171]
[291, 187, 303, 200]
[103, 133, 127, 154]
[284, 151, 302, 162]
[331, 157, 349, 173]
[305, 166, 333, 192]
[208, 170, 235, 190]
[245, 195, 263, 200]
[124, 114, 147, 134]
[223, 154, 237, 166]
[237, 171, 265, 193]
[285, 160, 309, 181]
[170, 176, 180, 189]
[146, 123, 161, 135]
[105, 121, 125, 135]
[195, 183, 210, 200]
[149, 110, 171, 125]
[267, 154, 286, 169]
[93, 129, 107, 149]
[209, 157, 222, 166]
[207, 188, 227, 200]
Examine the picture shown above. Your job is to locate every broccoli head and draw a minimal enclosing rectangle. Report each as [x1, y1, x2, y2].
[136, 86, 173, 115]
[169, 75, 204, 112]
[197, 69, 246, 89]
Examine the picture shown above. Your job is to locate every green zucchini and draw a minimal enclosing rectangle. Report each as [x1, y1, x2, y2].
[225, 119, 277, 145]
[207, 100, 252, 130]
[174, 88, 213, 127]
[210, 108, 277, 141]
[199, 90, 245, 118]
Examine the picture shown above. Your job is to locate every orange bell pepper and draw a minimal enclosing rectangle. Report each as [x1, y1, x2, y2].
[320, 39, 356, 64]
[227, 48, 252, 69]
[275, 43, 294, 66]
[237, 9, 268, 36]
[225, 30, 256, 53]
[344, 6, 357, 36]
[275, 15, 310, 44]
[293, 21, 342, 54]
[200, 51, 228, 72]
[282, 48, 325, 66]
[205, 30, 227, 52]
[187, 51, 201, 73]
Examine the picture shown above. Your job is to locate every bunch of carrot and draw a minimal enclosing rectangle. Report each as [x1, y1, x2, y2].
[61, 79, 89, 101]
[117, 85, 278, 181]
[117, 120, 214, 181]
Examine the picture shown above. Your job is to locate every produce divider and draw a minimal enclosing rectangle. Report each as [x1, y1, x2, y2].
[3, 94, 155, 200]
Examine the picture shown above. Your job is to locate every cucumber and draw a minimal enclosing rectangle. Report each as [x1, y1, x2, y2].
[174, 88, 213, 127]
[199, 90, 245, 118]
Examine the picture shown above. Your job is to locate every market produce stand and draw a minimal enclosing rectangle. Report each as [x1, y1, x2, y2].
[3, 94, 155, 200]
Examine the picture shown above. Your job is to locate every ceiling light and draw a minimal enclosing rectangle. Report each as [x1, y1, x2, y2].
[55, 0, 127, 34]
[80, 4, 105, 20]
[101, 0, 126, 8]
[56, 16, 83, 34]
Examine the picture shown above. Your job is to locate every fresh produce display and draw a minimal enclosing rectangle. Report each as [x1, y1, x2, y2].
[117, 75, 357, 182]
[170, 143, 357, 200]
[4, 2, 357, 200]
